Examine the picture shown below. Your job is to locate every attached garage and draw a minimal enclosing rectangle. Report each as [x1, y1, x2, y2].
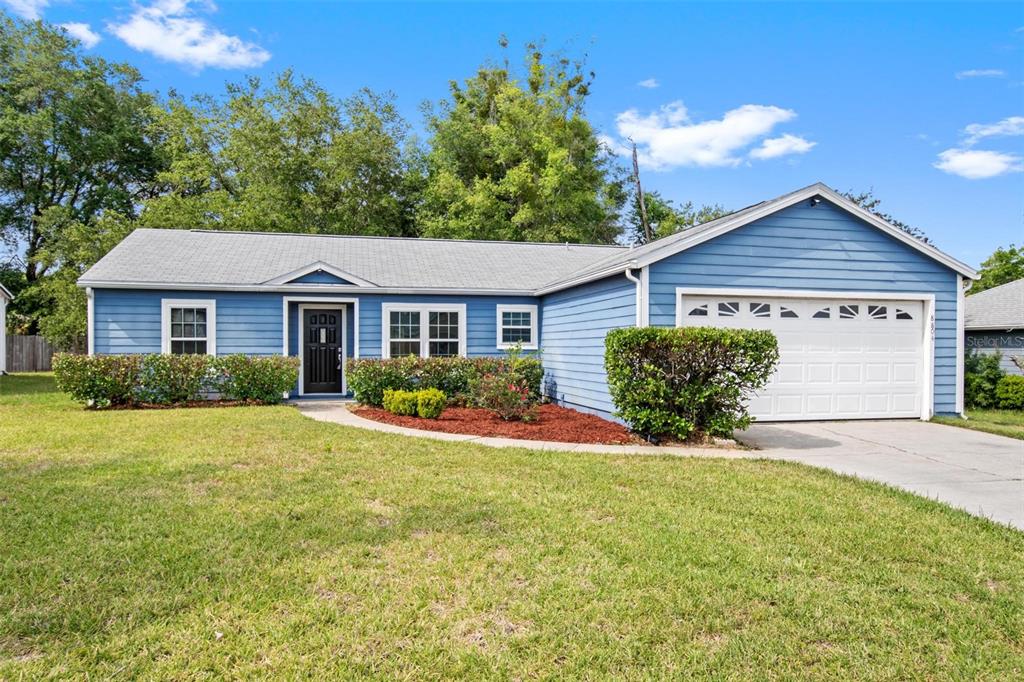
[628, 183, 978, 422]
[677, 290, 931, 420]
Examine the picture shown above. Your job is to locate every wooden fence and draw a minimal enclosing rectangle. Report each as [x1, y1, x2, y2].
[5, 335, 86, 372]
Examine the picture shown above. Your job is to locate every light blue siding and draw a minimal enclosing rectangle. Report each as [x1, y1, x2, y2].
[646, 200, 961, 415]
[540, 274, 635, 418]
[96, 290, 540, 359]
[93, 290, 283, 356]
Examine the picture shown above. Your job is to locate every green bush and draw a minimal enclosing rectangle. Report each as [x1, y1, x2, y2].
[995, 375, 1024, 410]
[416, 388, 447, 419]
[217, 355, 301, 404]
[475, 372, 537, 421]
[53, 354, 140, 408]
[347, 352, 542, 407]
[964, 351, 1004, 409]
[137, 354, 212, 404]
[604, 327, 779, 440]
[382, 389, 419, 416]
[53, 353, 301, 408]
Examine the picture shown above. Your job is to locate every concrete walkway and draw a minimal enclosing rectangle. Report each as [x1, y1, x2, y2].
[294, 402, 1023, 529]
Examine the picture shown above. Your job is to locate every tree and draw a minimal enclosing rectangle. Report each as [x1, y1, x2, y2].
[973, 244, 1024, 293]
[625, 190, 729, 245]
[140, 72, 418, 236]
[0, 15, 163, 287]
[417, 39, 626, 244]
[841, 189, 931, 244]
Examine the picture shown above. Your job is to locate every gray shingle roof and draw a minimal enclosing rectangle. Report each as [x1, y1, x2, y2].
[79, 229, 627, 292]
[965, 278, 1024, 330]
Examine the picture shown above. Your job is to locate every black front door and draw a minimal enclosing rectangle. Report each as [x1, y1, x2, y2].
[303, 309, 343, 393]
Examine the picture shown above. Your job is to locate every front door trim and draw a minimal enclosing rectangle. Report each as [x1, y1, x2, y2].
[298, 303, 347, 396]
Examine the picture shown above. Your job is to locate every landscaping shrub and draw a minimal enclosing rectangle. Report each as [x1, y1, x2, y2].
[995, 375, 1024, 410]
[475, 373, 537, 421]
[347, 352, 542, 407]
[382, 389, 419, 416]
[53, 353, 301, 408]
[964, 351, 1004, 409]
[604, 327, 779, 440]
[217, 355, 301, 404]
[136, 354, 212, 404]
[416, 388, 447, 419]
[53, 354, 140, 408]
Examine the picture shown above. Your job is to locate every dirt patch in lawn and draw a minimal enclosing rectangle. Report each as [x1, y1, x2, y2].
[352, 403, 644, 445]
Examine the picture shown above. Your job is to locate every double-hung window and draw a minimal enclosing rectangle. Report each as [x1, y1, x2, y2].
[383, 304, 466, 358]
[496, 305, 538, 349]
[161, 299, 216, 355]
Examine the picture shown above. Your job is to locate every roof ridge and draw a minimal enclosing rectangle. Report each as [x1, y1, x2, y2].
[156, 228, 627, 249]
[967, 277, 1024, 297]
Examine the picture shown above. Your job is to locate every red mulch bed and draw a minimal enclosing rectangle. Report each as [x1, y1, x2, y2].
[352, 403, 644, 445]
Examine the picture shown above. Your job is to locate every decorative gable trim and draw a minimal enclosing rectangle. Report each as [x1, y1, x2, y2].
[264, 261, 375, 287]
[632, 183, 978, 279]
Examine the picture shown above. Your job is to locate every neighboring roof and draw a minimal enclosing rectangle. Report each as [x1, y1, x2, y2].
[79, 182, 979, 295]
[78, 229, 626, 293]
[965, 278, 1024, 330]
[536, 182, 978, 294]
[0, 283, 11, 301]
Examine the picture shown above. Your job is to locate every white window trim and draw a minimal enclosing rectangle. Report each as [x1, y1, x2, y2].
[496, 304, 538, 350]
[161, 298, 217, 355]
[382, 303, 467, 358]
[674, 286, 936, 421]
[297, 304, 347, 397]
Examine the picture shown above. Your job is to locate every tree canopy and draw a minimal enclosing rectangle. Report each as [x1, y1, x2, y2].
[140, 73, 419, 237]
[416, 39, 626, 244]
[625, 190, 730, 245]
[973, 244, 1024, 293]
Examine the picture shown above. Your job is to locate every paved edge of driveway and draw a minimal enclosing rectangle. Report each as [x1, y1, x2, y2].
[291, 401, 745, 457]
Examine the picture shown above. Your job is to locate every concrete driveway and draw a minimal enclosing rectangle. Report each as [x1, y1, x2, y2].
[737, 420, 1023, 530]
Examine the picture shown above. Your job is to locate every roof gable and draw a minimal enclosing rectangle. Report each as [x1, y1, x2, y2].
[538, 182, 977, 295]
[264, 261, 374, 287]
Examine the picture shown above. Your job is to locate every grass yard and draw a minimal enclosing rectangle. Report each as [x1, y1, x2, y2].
[1, 374, 1022, 679]
[933, 409, 1024, 440]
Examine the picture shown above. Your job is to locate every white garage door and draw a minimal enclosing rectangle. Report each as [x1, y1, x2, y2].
[679, 294, 925, 421]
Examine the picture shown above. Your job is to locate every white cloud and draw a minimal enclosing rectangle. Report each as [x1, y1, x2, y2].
[610, 100, 811, 169]
[1, 0, 48, 19]
[955, 69, 1006, 79]
[637, 78, 659, 89]
[59, 22, 101, 48]
[934, 149, 1022, 179]
[749, 133, 816, 160]
[963, 116, 1024, 145]
[108, 0, 270, 70]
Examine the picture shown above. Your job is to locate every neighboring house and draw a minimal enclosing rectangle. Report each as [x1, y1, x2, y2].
[79, 182, 978, 421]
[965, 278, 1024, 375]
[0, 282, 10, 375]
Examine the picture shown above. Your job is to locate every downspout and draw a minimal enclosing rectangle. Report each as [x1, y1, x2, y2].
[624, 265, 642, 327]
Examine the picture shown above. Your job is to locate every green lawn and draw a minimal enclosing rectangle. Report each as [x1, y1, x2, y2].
[1, 374, 1022, 679]
[933, 409, 1024, 440]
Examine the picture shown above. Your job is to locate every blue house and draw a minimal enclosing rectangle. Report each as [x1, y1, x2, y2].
[79, 183, 978, 421]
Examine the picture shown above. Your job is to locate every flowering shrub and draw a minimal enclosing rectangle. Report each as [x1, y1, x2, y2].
[475, 373, 537, 421]
[347, 352, 542, 407]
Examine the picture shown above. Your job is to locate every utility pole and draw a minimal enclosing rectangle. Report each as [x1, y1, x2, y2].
[631, 140, 652, 243]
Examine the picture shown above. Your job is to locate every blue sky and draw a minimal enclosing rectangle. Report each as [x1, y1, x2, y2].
[6, 1, 1023, 267]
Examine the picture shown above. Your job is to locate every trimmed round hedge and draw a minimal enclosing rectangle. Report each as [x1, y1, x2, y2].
[604, 326, 779, 441]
